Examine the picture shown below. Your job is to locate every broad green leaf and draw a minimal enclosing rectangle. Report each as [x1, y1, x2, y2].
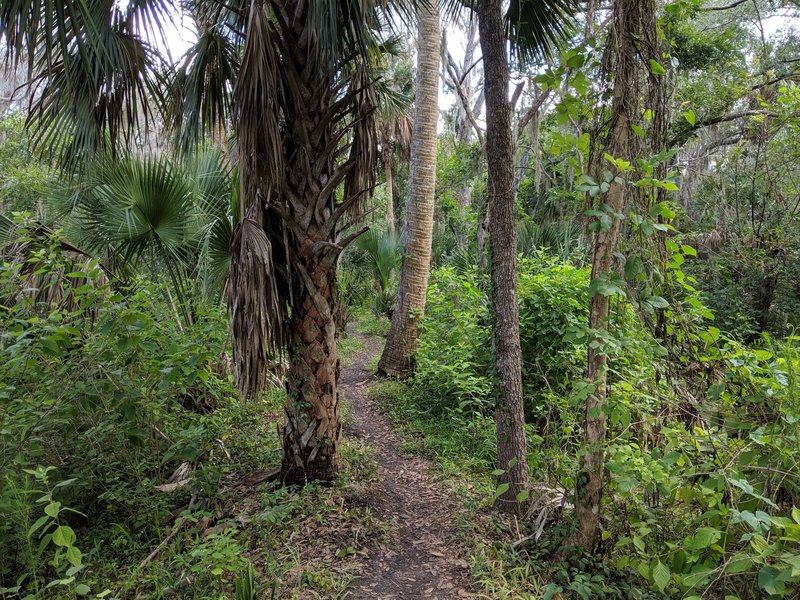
[725, 553, 753, 574]
[51, 525, 76, 548]
[44, 501, 61, 518]
[75, 584, 90, 596]
[652, 561, 670, 592]
[65, 546, 82, 567]
[649, 59, 666, 75]
[494, 483, 510, 498]
[758, 566, 786, 595]
[688, 527, 720, 550]
[683, 109, 696, 126]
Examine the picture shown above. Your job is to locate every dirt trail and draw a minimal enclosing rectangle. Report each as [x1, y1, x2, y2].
[341, 333, 475, 599]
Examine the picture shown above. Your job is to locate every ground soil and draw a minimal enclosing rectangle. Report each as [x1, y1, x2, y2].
[341, 333, 476, 599]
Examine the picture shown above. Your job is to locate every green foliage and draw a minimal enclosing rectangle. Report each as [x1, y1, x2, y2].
[352, 230, 401, 317]
[414, 265, 492, 415]
[0, 114, 56, 215]
[0, 224, 268, 597]
[52, 150, 236, 316]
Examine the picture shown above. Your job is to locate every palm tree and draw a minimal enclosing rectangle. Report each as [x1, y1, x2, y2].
[376, 58, 414, 236]
[0, 0, 396, 484]
[52, 150, 235, 323]
[378, 1, 440, 378]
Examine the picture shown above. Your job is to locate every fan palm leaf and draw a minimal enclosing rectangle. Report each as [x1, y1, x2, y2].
[1, 0, 171, 168]
[506, 0, 581, 65]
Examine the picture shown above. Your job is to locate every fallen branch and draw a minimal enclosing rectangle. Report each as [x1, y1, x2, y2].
[139, 494, 197, 569]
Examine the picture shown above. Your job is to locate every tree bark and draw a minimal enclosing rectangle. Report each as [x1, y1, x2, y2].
[231, 2, 379, 484]
[378, 3, 440, 378]
[573, 0, 641, 549]
[384, 144, 396, 236]
[281, 257, 341, 484]
[477, 0, 529, 517]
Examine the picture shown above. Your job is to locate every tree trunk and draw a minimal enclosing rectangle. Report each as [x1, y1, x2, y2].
[573, 0, 641, 549]
[230, 2, 381, 484]
[384, 145, 396, 236]
[281, 258, 340, 484]
[477, 0, 529, 517]
[378, 4, 440, 378]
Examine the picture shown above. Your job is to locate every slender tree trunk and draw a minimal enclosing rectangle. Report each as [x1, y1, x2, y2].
[573, 0, 641, 549]
[477, 0, 529, 516]
[384, 145, 396, 236]
[378, 4, 440, 378]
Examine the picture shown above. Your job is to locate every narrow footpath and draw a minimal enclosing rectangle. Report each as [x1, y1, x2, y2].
[341, 333, 475, 599]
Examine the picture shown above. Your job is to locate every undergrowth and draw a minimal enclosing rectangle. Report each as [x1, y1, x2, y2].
[0, 226, 387, 599]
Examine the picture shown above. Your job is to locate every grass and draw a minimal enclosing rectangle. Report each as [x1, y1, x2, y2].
[337, 335, 367, 368]
[33, 384, 388, 600]
[351, 307, 391, 337]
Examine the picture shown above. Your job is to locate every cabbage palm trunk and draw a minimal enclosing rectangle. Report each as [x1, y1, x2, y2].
[378, 3, 440, 378]
[226, 2, 382, 485]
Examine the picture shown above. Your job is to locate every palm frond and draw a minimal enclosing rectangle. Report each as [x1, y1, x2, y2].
[235, 1, 282, 210]
[506, 0, 581, 65]
[226, 217, 284, 399]
[170, 22, 239, 155]
[354, 229, 401, 291]
[343, 60, 380, 219]
[1, 1, 170, 167]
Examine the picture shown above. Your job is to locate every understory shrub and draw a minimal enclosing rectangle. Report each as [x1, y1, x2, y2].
[0, 225, 278, 598]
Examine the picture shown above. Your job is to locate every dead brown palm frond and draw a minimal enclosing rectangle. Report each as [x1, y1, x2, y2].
[1, 220, 111, 317]
[343, 61, 380, 221]
[234, 2, 283, 212]
[226, 214, 285, 399]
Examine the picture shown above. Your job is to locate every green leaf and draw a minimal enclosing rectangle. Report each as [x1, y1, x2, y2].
[542, 583, 562, 600]
[688, 527, 720, 550]
[51, 525, 76, 548]
[494, 483, 510, 498]
[516, 490, 530, 502]
[28, 515, 50, 538]
[44, 501, 61, 518]
[652, 561, 670, 592]
[649, 59, 666, 75]
[758, 566, 786, 595]
[725, 553, 753, 574]
[65, 545, 82, 567]
[75, 584, 90, 596]
[683, 109, 696, 126]
[65, 565, 85, 577]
